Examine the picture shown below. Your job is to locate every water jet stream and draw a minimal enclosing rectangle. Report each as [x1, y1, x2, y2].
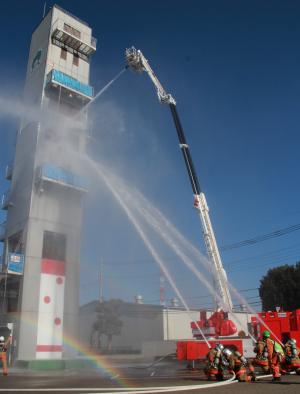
[86, 157, 211, 349]
[84, 68, 127, 113]
[95, 166, 258, 341]
[129, 187, 279, 343]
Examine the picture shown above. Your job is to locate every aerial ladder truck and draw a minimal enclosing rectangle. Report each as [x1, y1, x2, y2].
[125, 48, 300, 362]
[125, 47, 233, 313]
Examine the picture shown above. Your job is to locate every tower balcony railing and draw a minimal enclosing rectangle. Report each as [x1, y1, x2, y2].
[0, 221, 6, 242]
[5, 162, 13, 180]
[46, 69, 93, 103]
[51, 18, 97, 58]
[1, 190, 12, 210]
[37, 164, 88, 193]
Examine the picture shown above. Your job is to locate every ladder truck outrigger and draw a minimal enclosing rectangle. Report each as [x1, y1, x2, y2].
[125, 47, 233, 313]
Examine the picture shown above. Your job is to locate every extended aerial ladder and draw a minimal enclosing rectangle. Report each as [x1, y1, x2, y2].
[125, 47, 233, 312]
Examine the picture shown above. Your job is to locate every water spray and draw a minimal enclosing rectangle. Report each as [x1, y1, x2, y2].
[82, 67, 127, 113]
[84, 157, 257, 346]
[102, 168, 256, 341]
[228, 283, 284, 346]
[87, 158, 211, 349]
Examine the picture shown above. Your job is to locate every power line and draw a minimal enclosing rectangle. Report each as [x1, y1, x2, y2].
[227, 253, 300, 273]
[226, 242, 300, 266]
[220, 223, 300, 251]
[90, 226, 300, 269]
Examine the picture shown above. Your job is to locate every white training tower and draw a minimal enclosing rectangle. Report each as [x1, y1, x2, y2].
[0, 5, 96, 361]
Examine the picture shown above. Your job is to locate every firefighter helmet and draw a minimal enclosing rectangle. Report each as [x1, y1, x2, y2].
[215, 343, 224, 351]
[263, 330, 270, 338]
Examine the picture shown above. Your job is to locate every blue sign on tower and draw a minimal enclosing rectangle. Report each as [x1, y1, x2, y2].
[7, 253, 25, 275]
[47, 69, 93, 98]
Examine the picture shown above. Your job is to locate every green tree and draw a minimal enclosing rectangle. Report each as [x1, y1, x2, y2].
[91, 299, 123, 352]
[259, 262, 300, 311]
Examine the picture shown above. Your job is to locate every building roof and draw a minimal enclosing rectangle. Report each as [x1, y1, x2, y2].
[79, 299, 201, 315]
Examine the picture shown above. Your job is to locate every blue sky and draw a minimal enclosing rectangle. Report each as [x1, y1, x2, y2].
[1, 0, 300, 309]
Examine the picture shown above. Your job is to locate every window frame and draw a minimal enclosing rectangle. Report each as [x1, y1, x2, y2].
[73, 54, 79, 66]
[42, 231, 67, 261]
[60, 48, 67, 60]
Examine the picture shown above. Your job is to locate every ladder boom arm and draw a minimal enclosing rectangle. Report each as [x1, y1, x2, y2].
[169, 103, 201, 196]
[125, 47, 176, 105]
[170, 102, 233, 310]
[125, 47, 233, 311]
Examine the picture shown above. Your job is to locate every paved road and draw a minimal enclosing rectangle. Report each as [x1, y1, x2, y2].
[0, 364, 299, 394]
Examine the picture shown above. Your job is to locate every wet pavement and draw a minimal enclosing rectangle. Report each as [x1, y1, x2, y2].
[0, 360, 299, 393]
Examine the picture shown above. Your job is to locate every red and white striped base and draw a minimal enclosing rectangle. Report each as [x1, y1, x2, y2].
[36, 259, 65, 359]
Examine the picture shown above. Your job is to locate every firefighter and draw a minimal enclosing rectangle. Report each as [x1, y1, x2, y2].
[281, 339, 300, 375]
[0, 335, 11, 376]
[261, 330, 284, 382]
[205, 343, 225, 381]
[223, 348, 256, 382]
[253, 338, 270, 373]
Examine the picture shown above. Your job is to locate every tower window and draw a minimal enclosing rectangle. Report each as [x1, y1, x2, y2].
[60, 48, 67, 60]
[42, 231, 66, 261]
[73, 54, 79, 66]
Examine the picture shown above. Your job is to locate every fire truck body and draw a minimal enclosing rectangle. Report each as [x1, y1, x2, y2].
[191, 310, 238, 338]
[176, 309, 300, 361]
[177, 337, 255, 360]
[251, 309, 300, 344]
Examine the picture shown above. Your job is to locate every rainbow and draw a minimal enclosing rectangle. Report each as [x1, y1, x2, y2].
[13, 313, 130, 388]
[62, 331, 128, 386]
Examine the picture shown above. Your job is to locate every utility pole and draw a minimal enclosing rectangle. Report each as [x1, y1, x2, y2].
[99, 259, 103, 303]
[160, 271, 165, 306]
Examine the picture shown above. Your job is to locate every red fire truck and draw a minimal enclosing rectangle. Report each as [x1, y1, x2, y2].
[176, 309, 300, 362]
[251, 309, 300, 344]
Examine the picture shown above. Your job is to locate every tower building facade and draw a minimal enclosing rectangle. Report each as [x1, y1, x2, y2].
[0, 5, 96, 360]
